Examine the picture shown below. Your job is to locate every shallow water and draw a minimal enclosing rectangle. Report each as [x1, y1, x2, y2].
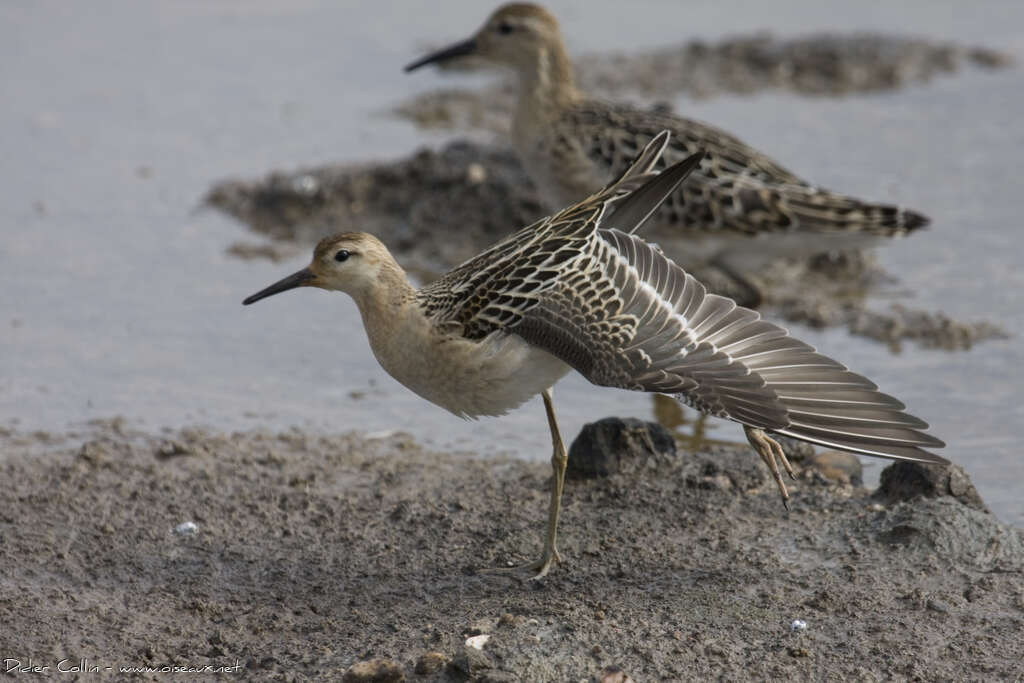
[2, 1, 1022, 523]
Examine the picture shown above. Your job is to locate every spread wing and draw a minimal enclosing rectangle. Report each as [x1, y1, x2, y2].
[417, 133, 703, 339]
[513, 227, 946, 463]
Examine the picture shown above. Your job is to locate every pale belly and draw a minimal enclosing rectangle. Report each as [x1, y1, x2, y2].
[373, 328, 572, 419]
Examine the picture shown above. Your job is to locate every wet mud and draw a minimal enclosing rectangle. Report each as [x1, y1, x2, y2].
[2, 423, 1021, 680]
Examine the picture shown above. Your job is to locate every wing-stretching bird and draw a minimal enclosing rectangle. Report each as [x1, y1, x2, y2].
[243, 132, 944, 578]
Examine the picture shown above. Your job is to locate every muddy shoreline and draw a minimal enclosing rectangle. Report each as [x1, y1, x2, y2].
[2, 422, 1021, 680]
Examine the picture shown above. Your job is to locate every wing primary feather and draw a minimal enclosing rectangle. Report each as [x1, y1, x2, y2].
[604, 150, 705, 234]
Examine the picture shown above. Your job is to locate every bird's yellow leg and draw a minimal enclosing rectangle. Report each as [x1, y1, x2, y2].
[479, 388, 566, 579]
[744, 426, 796, 509]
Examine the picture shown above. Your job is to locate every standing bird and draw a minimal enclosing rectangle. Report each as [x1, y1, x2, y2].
[243, 133, 944, 578]
[405, 3, 930, 304]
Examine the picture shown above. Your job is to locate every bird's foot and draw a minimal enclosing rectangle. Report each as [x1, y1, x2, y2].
[744, 426, 796, 509]
[477, 546, 563, 581]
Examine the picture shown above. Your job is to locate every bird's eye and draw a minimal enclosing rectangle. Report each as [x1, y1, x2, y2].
[334, 249, 350, 263]
[496, 21, 515, 35]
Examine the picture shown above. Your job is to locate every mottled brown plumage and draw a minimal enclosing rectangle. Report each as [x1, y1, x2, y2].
[406, 2, 930, 275]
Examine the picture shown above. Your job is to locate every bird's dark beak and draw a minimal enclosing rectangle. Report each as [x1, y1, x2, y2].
[404, 38, 478, 72]
[243, 267, 316, 305]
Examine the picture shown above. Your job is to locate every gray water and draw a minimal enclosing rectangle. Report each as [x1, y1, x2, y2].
[2, 1, 1022, 524]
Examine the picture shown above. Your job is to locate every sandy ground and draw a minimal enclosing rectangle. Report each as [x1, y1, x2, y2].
[2, 421, 1021, 681]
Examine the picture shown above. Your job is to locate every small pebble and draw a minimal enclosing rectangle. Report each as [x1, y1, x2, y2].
[466, 162, 487, 184]
[790, 619, 807, 632]
[173, 521, 198, 536]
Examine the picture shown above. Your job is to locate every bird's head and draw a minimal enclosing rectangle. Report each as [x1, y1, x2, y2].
[242, 233, 393, 305]
[404, 3, 564, 75]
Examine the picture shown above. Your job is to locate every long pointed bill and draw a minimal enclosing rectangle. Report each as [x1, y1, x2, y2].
[242, 268, 316, 305]
[404, 38, 477, 72]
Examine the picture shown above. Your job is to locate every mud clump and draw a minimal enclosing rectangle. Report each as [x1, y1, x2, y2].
[1, 424, 1021, 680]
[567, 417, 676, 479]
[875, 460, 988, 512]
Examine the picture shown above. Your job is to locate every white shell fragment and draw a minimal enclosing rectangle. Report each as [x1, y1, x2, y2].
[790, 619, 808, 632]
[173, 521, 199, 536]
[465, 634, 491, 650]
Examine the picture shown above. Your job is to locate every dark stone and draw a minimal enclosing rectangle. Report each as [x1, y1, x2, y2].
[567, 418, 676, 480]
[874, 462, 988, 512]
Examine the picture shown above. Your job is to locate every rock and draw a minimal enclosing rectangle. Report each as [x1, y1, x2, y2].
[413, 652, 446, 676]
[567, 417, 676, 479]
[807, 451, 863, 486]
[342, 658, 405, 683]
[874, 462, 988, 512]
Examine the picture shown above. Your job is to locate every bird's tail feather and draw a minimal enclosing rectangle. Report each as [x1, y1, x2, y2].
[759, 183, 930, 236]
